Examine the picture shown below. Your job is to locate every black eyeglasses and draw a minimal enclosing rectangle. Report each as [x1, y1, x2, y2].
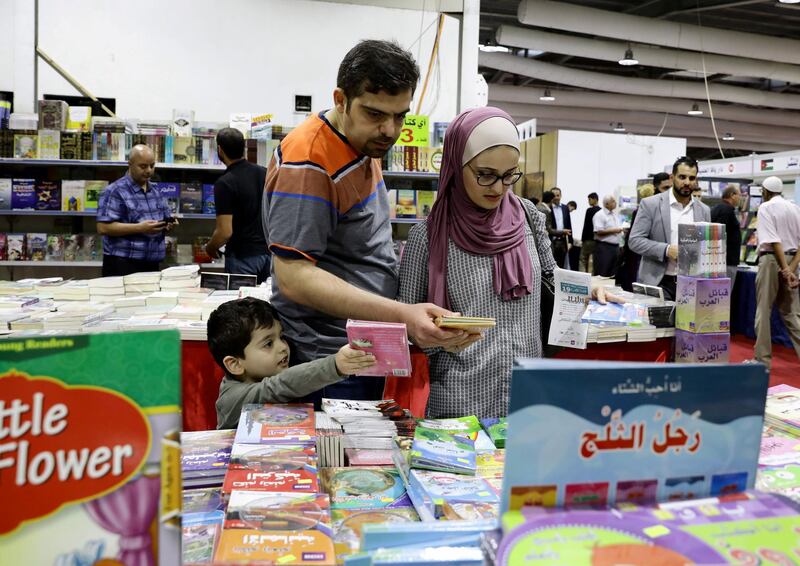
[466, 164, 523, 187]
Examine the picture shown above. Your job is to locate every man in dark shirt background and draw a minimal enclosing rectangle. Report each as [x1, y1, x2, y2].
[653, 171, 672, 194]
[710, 184, 742, 286]
[205, 128, 271, 282]
[579, 192, 601, 273]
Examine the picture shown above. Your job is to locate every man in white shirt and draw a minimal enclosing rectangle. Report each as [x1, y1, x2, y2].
[593, 195, 623, 277]
[628, 156, 711, 300]
[753, 176, 800, 369]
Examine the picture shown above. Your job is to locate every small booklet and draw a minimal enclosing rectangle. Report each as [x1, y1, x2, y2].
[434, 316, 496, 333]
[346, 319, 412, 377]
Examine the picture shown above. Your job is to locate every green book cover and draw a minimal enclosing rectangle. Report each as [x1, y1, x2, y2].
[0, 330, 182, 565]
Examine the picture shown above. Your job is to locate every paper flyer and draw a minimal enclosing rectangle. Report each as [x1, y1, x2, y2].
[548, 267, 591, 350]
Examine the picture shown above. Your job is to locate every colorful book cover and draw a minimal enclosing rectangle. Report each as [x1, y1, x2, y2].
[36, 129, 60, 160]
[0, 233, 7, 260]
[320, 467, 411, 509]
[183, 487, 225, 516]
[0, 331, 182, 566]
[61, 180, 86, 212]
[216, 491, 335, 565]
[78, 233, 100, 261]
[60, 132, 80, 160]
[476, 450, 506, 479]
[0, 178, 12, 210]
[222, 450, 320, 494]
[153, 181, 180, 216]
[182, 510, 222, 565]
[234, 403, 316, 445]
[202, 183, 215, 215]
[228, 444, 317, 469]
[395, 189, 417, 218]
[678, 222, 727, 279]
[83, 180, 108, 212]
[497, 491, 800, 565]
[35, 180, 61, 210]
[11, 178, 36, 210]
[346, 319, 412, 377]
[331, 508, 419, 562]
[38, 99, 68, 130]
[581, 301, 648, 326]
[66, 106, 92, 131]
[26, 232, 47, 261]
[7, 233, 25, 260]
[181, 429, 235, 477]
[410, 428, 477, 475]
[765, 384, 800, 429]
[481, 418, 507, 449]
[675, 276, 731, 334]
[503, 360, 769, 511]
[408, 469, 499, 520]
[416, 191, 436, 218]
[416, 416, 482, 438]
[13, 132, 37, 159]
[180, 183, 202, 213]
[675, 330, 730, 364]
[172, 136, 196, 164]
[63, 234, 82, 261]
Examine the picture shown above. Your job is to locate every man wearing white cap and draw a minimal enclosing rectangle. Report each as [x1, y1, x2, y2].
[754, 176, 800, 369]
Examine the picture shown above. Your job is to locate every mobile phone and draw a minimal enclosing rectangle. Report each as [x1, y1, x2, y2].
[164, 217, 177, 224]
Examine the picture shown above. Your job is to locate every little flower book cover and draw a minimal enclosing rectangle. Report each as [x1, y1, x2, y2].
[0, 330, 182, 566]
[346, 319, 412, 377]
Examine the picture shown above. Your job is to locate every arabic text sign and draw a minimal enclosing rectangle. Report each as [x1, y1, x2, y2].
[502, 360, 768, 511]
[396, 114, 429, 147]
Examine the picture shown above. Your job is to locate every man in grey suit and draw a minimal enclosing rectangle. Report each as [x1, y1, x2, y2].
[629, 156, 711, 300]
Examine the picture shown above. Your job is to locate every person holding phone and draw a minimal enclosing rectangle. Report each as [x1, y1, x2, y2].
[96, 144, 178, 276]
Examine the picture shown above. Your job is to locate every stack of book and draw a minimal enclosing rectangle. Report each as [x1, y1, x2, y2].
[315, 411, 346, 468]
[50, 280, 90, 301]
[200, 290, 240, 320]
[322, 398, 416, 451]
[764, 384, 800, 438]
[756, 426, 800, 503]
[181, 429, 235, 489]
[88, 276, 125, 302]
[480, 418, 506, 449]
[146, 291, 179, 309]
[123, 271, 161, 295]
[409, 427, 477, 475]
[160, 264, 200, 290]
[407, 469, 499, 521]
[675, 222, 731, 364]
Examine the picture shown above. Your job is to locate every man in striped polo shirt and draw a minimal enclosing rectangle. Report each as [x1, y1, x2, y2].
[264, 40, 470, 403]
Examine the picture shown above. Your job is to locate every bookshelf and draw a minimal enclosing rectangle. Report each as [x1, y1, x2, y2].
[0, 158, 225, 171]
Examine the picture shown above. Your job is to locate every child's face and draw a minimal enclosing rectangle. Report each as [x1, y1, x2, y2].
[239, 322, 290, 380]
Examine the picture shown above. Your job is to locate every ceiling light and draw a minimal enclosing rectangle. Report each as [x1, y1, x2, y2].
[619, 45, 638, 66]
[722, 132, 735, 141]
[688, 103, 704, 116]
[478, 44, 511, 53]
[539, 88, 555, 102]
[612, 122, 626, 132]
[778, 0, 800, 4]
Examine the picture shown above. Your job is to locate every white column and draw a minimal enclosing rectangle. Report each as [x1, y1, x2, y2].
[12, 0, 37, 112]
[457, 0, 480, 112]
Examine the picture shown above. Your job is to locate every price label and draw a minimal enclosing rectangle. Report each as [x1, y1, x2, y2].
[396, 114, 429, 147]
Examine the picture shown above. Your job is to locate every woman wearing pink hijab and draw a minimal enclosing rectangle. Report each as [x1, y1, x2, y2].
[397, 107, 555, 418]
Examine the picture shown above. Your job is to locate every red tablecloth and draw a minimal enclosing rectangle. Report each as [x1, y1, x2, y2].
[554, 338, 673, 363]
[180, 338, 673, 431]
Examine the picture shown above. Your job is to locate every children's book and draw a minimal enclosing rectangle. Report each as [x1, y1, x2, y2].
[503, 359, 769, 511]
[480, 418, 507, 449]
[408, 469, 499, 520]
[331, 508, 419, 562]
[320, 467, 411, 509]
[0, 330, 182, 566]
[346, 319, 412, 377]
[182, 510, 223, 565]
[410, 428, 477, 475]
[415, 416, 483, 439]
[215, 491, 335, 565]
[181, 429, 235, 484]
[222, 446, 319, 494]
[234, 403, 317, 445]
[497, 490, 800, 566]
[83, 180, 108, 212]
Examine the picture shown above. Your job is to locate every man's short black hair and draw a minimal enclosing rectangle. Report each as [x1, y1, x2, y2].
[567, 200, 577, 210]
[530, 197, 540, 205]
[588, 192, 599, 201]
[542, 190, 554, 204]
[672, 156, 698, 175]
[550, 187, 561, 195]
[337, 40, 420, 106]
[653, 172, 671, 186]
[207, 298, 278, 371]
[216, 127, 245, 160]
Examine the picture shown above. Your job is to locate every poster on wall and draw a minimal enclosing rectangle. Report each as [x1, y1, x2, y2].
[502, 359, 769, 512]
[0, 331, 182, 566]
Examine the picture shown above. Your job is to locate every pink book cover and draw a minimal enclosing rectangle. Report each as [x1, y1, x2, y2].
[346, 319, 412, 377]
[766, 384, 800, 427]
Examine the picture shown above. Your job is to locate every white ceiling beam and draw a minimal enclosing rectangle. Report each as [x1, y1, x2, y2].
[496, 25, 800, 84]
[479, 52, 800, 110]
[517, 0, 800, 65]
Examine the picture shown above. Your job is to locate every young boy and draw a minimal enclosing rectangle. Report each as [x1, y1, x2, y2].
[208, 297, 375, 429]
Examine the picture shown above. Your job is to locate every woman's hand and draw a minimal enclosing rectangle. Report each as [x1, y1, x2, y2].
[443, 332, 484, 353]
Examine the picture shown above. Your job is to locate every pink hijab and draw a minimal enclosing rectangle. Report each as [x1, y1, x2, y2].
[426, 107, 532, 310]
